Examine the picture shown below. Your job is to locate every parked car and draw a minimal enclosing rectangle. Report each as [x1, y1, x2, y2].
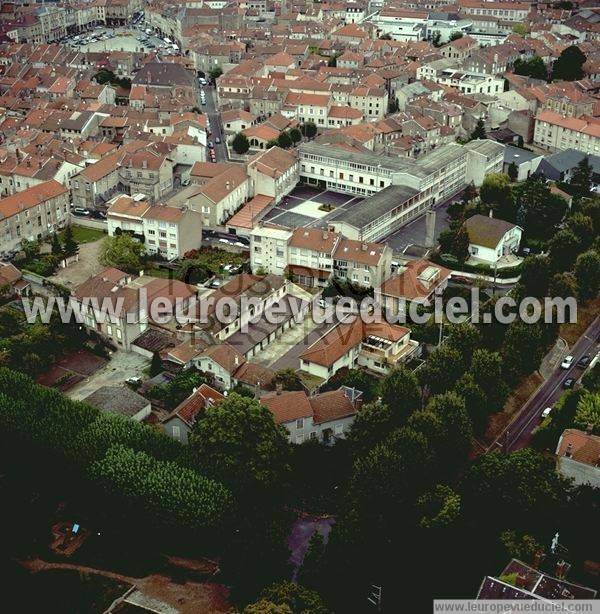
[561, 355, 574, 369]
[578, 354, 591, 368]
[215, 137, 221, 144]
[541, 407, 552, 419]
[72, 207, 90, 216]
[563, 378, 576, 389]
[90, 210, 107, 220]
[208, 141, 214, 149]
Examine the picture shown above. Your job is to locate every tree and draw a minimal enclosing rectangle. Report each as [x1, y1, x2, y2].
[513, 56, 547, 80]
[569, 156, 593, 200]
[99, 234, 145, 273]
[507, 161, 519, 182]
[258, 581, 328, 614]
[516, 174, 567, 239]
[479, 173, 514, 221]
[419, 345, 466, 395]
[574, 250, 600, 300]
[244, 600, 291, 614]
[567, 213, 595, 249]
[446, 323, 481, 362]
[501, 320, 545, 381]
[150, 368, 207, 409]
[470, 349, 509, 411]
[519, 255, 550, 297]
[289, 127, 302, 144]
[149, 351, 163, 377]
[548, 228, 581, 272]
[298, 531, 326, 591]
[426, 392, 473, 459]
[377, 365, 421, 419]
[451, 225, 470, 262]
[500, 531, 542, 563]
[301, 122, 317, 139]
[470, 118, 486, 141]
[462, 449, 567, 533]
[553, 46, 586, 81]
[512, 23, 530, 36]
[266, 139, 279, 149]
[417, 484, 461, 529]
[347, 401, 394, 455]
[189, 393, 291, 495]
[549, 272, 578, 299]
[232, 132, 250, 155]
[273, 368, 303, 391]
[431, 31, 441, 47]
[575, 391, 600, 433]
[209, 66, 223, 81]
[449, 31, 464, 41]
[277, 131, 292, 149]
[50, 233, 63, 257]
[454, 372, 488, 435]
[63, 225, 79, 258]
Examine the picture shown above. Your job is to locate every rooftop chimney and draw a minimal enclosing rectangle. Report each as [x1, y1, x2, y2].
[565, 443, 573, 458]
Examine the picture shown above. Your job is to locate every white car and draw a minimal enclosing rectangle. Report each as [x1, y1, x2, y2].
[561, 355, 574, 369]
[541, 407, 552, 419]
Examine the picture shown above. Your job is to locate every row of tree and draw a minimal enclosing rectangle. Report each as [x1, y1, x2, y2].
[231, 122, 317, 154]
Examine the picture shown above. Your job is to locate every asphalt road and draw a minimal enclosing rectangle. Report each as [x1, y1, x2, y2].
[202, 85, 228, 162]
[499, 315, 600, 453]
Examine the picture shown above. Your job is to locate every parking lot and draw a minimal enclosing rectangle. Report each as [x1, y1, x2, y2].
[261, 185, 365, 230]
[65, 25, 175, 55]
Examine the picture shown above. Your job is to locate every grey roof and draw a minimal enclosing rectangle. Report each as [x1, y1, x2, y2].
[464, 139, 505, 160]
[299, 142, 466, 181]
[503, 145, 542, 165]
[84, 386, 150, 417]
[542, 149, 600, 174]
[331, 184, 418, 229]
[133, 62, 197, 88]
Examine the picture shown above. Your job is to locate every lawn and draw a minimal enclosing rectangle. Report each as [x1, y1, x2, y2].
[62, 226, 107, 244]
[143, 267, 174, 279]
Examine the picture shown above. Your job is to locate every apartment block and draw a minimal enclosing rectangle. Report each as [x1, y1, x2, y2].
[534, 111, 600, 155]
[0, 180, 70, 256]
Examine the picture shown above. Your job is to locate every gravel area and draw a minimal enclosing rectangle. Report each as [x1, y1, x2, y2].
[49, 238, 105, 288]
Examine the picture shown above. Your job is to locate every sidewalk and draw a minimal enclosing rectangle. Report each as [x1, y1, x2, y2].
[538, 336, 568, 379]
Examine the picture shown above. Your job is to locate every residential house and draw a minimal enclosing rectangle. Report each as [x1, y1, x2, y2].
[537, 149, 600, 188]
[260, 386, 363, 444]
[72, 269, 198, 351]
[299, 317, 419, 381]
[0, 262, 29, 296]
[555, 428, 600, 488]
[375, 259, 451, 316]
[162, 383, 224, 443]
[464, 214, 523, 264]
[247, 146, 299, 203]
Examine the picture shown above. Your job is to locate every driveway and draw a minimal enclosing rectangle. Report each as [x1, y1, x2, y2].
[67, 350, 149, 401]
[49, 238, 105, 288]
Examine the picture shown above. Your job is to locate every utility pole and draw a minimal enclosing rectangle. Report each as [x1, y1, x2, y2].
[367, 585, 383, 612]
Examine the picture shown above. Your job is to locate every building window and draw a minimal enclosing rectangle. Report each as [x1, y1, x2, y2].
[296, 418, 304, 429]
[172, 425, 181, 440]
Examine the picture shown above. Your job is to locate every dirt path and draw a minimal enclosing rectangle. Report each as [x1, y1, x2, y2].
[20, 558, 232, 613]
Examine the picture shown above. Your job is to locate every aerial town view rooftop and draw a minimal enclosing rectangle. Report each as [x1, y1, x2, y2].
[0, 0, 599, 611]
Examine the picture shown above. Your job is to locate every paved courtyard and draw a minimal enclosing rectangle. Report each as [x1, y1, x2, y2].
[49, 238, 105, 288]
[67, 350, 149, 401]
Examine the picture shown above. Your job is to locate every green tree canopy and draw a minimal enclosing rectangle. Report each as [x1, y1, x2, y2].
[377, 365, 421, 420]
[189, 393, 292, 495]
[574, 250, 600, 300]
[479, 173, 515, 221]
[575, 391, 600, 433]
[273, 368, 303, 391]
[232, 132, 250, 154]
[553, 46, 586, 81]
[99, 233, 145, 273]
